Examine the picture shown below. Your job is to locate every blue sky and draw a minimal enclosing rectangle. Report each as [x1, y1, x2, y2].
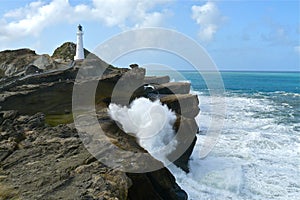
[0, 0, 299, 71]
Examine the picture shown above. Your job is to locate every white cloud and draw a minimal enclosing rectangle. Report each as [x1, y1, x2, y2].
[88, 0, 171, 28]
[0, 0, 71, 40]
[4, 1, 45, 19]
[191, 1, 226, 42]
[0, 0, 172, 42]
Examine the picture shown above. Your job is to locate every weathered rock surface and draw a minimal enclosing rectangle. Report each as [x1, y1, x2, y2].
[0, 42, 94, 78]
[0, 110, 187, 200]
[160, 94, 200, 119]
[32, 54, 53, 70]
[144, 76, 170, 85]
[0, 49, 39, 77]
[154, 82, 191, 95]
[0, 111, 131, 200]
[0, 44, 200, 198]
[0, 56, 128, 115]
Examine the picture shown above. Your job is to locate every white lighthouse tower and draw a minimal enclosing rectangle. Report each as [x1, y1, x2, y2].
[74, 24, 85, 61]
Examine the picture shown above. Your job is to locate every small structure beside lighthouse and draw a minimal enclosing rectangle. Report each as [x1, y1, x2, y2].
[74, 24, 85, 61]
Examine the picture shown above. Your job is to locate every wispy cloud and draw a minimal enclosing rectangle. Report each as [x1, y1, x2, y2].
[260, 17, 298, 47]
[0, 0, 173, 42]
[191, 1, 226, 42]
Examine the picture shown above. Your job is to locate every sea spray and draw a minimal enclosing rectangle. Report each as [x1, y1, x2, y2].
[143, 71, 300, 199]
[108, 97, 178, 164]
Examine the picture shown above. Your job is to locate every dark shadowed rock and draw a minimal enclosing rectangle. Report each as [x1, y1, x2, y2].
[25, 64, 43, 75]
[170, 117, 198, 173]
[127, 168, 188, 200]
[129, 63, 139, 69]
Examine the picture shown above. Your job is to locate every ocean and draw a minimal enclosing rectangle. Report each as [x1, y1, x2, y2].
[148, 71, 300, 200]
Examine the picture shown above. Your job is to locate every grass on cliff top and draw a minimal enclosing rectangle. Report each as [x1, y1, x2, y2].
[45, 113, 74, 127]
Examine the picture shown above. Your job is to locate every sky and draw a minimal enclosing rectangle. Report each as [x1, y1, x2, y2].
[0, 0, 299, 71]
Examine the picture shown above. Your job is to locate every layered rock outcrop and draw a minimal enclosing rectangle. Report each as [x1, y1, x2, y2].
[0, 42, 93, 78]
[0, 48, 39, 77]
[0, 46, 200, 199]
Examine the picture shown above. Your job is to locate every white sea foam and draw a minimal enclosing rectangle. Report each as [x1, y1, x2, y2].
[108, 97, 177, 164]
[108, 91, 300, 199]
[169, 93, 300, 200]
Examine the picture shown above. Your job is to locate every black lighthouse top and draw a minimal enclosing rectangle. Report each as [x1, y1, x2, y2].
[78, 24, 83, 31]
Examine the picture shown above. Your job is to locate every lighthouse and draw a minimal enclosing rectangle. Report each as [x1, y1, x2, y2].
[74, 24, 85, 61]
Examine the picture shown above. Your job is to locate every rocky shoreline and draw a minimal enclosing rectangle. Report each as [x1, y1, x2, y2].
[0, 44, 199, 200]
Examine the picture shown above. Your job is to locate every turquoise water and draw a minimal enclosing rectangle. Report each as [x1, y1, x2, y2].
[184, 71, 300, 126]
[148, 70, 300, 126]
[147, 70, 300, 200]
[181, 71, 299, 93]
[221, 71, 299, 93]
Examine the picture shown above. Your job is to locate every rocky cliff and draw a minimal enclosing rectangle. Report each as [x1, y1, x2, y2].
[52, 42, 91, 61]
[0, 45, 199, 199]
[0, 48, 40, 77]
[0, 42, 93, 78]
